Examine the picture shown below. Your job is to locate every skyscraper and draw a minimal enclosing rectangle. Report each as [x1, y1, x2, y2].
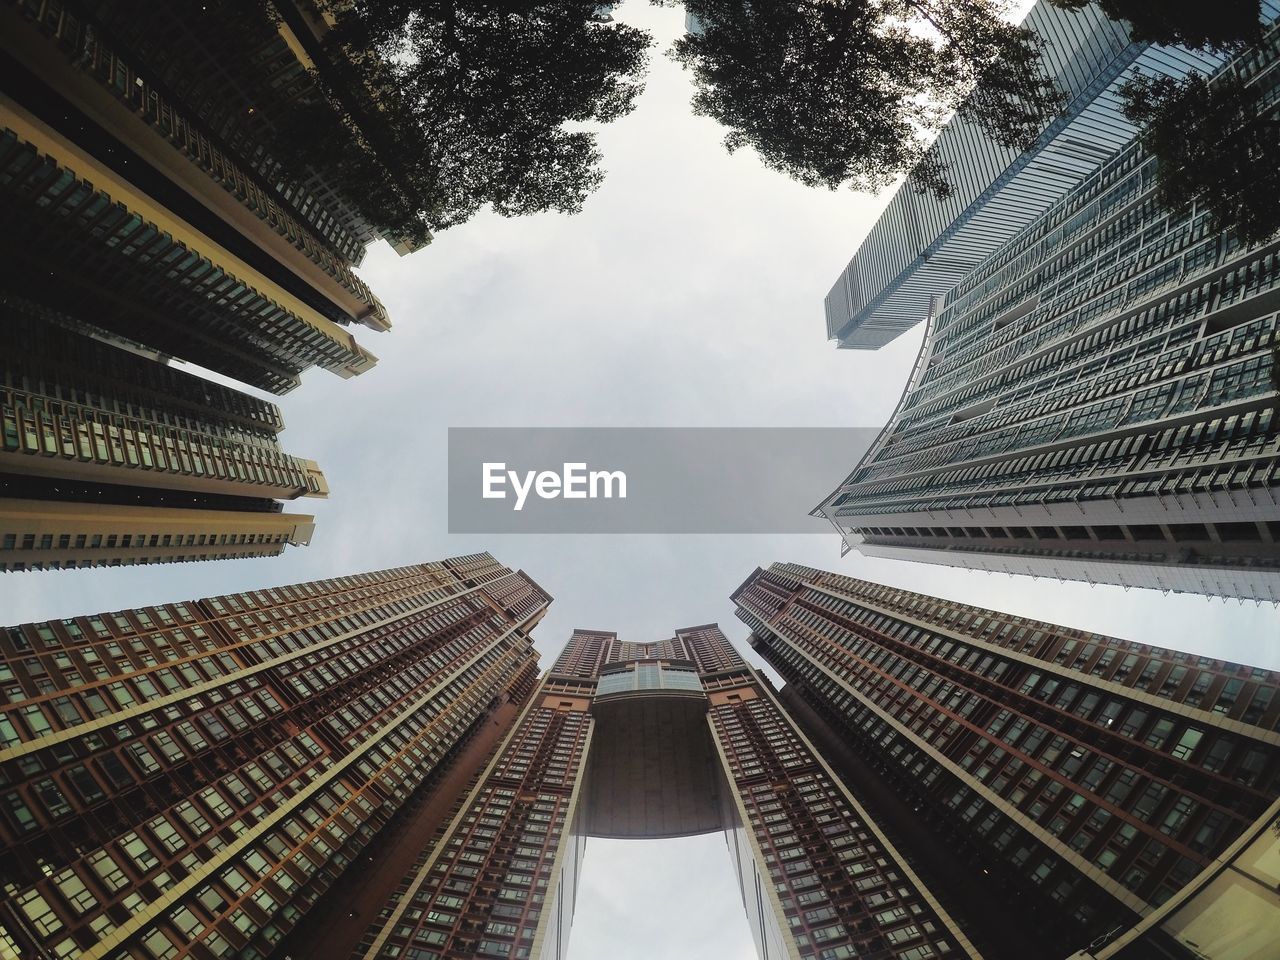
[817, 24, 1280, 600]
[0, 0, 410, 568]
[3, 558, 1276, 959]
[0, 0, 395, 391]
[347, 625, 978, 960]
[0, 553, 550, 960]
[1065, 798, 1280, 960]
[1, 301, 327, 572]
[734, 562, 1280, 959]
[823, 1, 1280, 350]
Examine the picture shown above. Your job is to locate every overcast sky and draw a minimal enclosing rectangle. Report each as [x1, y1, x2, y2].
[3, 3, 1278, 958]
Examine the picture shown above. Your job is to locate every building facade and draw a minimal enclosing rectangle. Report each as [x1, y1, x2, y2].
[0, 0, 412, 568]
[1067, 795, 1280, 960]
[823, 0, 1280, 349]
[817, 26, 1280, 600]
[348, 625, 979, 960]
[0, 300, 327, 571]
[0, 553, 550, 960]
[734, 562, 1280, 959]
[0, 0, 395, 392]
[5, 556, 1274, 960]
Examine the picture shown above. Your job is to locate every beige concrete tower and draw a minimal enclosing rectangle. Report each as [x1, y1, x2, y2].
[0, 0, 417, 569]
[1, 303, 326, 571]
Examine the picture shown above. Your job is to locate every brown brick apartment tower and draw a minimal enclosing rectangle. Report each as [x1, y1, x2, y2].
[347, 625, 978, 960]
[733, 562, 1280, 959]
[0, 553, 549, 959]
[5, 558, 1273, 960]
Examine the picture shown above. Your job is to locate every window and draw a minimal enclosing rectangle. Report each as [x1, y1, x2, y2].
[812, 923, 848, 943]
[149, 817, 186, 853]
[32, 779, 71, 818]
[1119, 708, 1148, 739]
[140, 928, 178, 960]
[121, 831, 159, 871]
[1213, 679, 1243, 714]
[1185, 672, 1212, 707]
[0, 713, 21, 748]
[169, 906, 203, 938]
[20, 705, 51, 737]
[16, 890, 62, 937]
[1242, 686, 1274, 725]
[67, 765, 105, 804]
[1161, 796, 1197, 837]
[49, 871, 95, 921]
[1145, 718, 1175, 749]
[88, 850, 128, 892]
[1133, 783, 1169, 823]
[1190, 811, 1229, 854]
[1202, 737, 1233, 773]
[885, 924, 922, 945]
[1236, 747, 1269, 787]
[1172, 727, 1203, 761]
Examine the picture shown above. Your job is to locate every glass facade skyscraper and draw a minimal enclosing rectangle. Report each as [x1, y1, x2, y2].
[823, 0, 1280, 350]
[819, 22, 1280, 600]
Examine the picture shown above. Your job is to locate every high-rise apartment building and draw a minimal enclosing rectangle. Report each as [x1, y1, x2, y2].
[0, 0, 396, 391]
[734, 562, 1280, 960]
[4, 556, 1274, 959]
[0, 0, 410, 569]
[0, 553, 550, 960]
[823, 1, 1280, 349]
[1066, 797, 1280, 960]
[1, 301, 327, 571]
[348, 625, 979, 960]
[817, 25, 1280, 600]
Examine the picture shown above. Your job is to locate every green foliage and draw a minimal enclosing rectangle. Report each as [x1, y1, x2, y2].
[290, 1, 653, 243]
[664, 0, 1065, 198]
[1047, 0, 1262, 50]
[1122, 70, 1280, 246]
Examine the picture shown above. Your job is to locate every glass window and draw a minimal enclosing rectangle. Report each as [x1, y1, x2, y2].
[140, 928, 178, 960]
[1145, 718, 1175, 749]
[16, 890, 62, 937]
[121, 832, 159, 871]
[1172, 728, 1203, 761]
[1133, 783, 1168, 823]
[54, 869, 98, 914]
[88, 850, 128, 892]
[1201, 737, 1233, 773]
